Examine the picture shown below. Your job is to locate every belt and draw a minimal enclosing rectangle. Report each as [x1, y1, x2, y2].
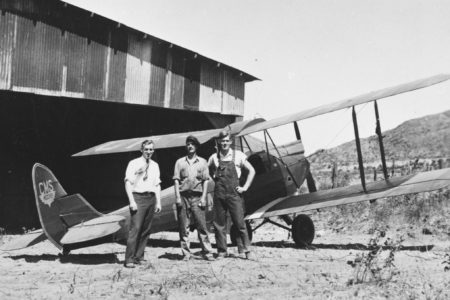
[180, 190, 203, 196]
[133, 191, 155, 196]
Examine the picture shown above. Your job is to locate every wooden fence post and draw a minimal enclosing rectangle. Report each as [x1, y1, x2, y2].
[331, 162, 337, 188]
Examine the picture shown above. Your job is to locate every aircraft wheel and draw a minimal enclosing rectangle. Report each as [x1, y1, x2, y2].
[292, 214, 315, 247]
[230, 221, 253, 246]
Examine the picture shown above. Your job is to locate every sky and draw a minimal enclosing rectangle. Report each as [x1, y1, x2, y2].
[66, 0, 450, 155]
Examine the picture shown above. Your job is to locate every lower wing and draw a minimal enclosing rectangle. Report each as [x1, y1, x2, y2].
[246, 168, 450, 220]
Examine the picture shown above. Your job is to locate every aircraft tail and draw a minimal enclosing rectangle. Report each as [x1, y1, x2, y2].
[33, 163, 102, 249]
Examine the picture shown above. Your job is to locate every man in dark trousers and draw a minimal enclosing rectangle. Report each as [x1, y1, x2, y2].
[124, 140, 161, 268]
[208, 130, 255, 259]
[173, 135, 214, 261]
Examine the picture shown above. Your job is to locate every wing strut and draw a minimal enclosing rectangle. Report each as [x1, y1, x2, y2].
[374, 101, 389, 180]
[264, 129, 300, 188]
[239, 136, 244, 152]
[352, 106, 367, 192]
[263, 130, 273, 170]
[242, 136, 253, 153]
[293, 121, 301, 140]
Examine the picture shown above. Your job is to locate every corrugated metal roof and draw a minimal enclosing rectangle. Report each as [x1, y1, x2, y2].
[59, 0, 259, 83]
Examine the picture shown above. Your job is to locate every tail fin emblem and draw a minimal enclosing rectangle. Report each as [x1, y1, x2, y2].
[38, 180, 56, 207]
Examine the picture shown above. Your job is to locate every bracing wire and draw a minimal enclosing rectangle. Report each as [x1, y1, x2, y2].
[322, 103, 369, 150]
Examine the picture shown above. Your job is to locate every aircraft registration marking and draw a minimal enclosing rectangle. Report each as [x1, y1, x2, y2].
[38, 180, 55, 207]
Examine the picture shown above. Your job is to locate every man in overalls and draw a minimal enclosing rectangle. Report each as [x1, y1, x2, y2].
[208, 130, 255, 259]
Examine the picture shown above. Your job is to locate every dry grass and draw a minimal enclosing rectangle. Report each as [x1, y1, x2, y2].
[309, 164, 450, 238]
[347, 231, 403, 285]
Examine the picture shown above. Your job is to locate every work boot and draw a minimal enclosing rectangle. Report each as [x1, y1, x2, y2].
[215, 252, 227, 259]
[134, 258, 148, 265]
[182, 254, 191, 261]
[203, 253, 215, 261]
[124, 262, 136, 268]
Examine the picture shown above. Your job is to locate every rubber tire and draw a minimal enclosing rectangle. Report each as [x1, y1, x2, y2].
[292, 214, 315, 247]
[230, 221, 253, 246]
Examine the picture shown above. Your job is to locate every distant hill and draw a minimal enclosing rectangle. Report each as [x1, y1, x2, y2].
[308, 110, 450, 169]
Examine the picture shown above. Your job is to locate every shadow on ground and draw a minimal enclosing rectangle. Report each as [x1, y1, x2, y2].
[149, 239, 205, 249]
[8, 253, 119, 264]
[252, 241, 434, 252]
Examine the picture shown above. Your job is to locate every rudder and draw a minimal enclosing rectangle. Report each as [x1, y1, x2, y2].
[33, 163, 102, 250]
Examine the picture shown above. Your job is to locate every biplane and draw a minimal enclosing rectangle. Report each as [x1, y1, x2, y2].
[2, 74, 450, 253]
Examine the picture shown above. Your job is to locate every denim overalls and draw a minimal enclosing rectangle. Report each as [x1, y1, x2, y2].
[213, 151, 250, 254]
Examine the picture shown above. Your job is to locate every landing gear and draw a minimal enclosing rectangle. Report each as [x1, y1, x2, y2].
[230, 221, 253, 246]
[291, 214, 315, 247]
[237, 214, 315, 248]
[58, 246, 71, 260]
[62, 247, 71, 256]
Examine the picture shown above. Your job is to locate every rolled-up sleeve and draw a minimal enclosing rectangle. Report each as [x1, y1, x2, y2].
[237, 151, 247, 168]
[201, 160, 210, 181]
[208, 155, 216, 178]
[172, 159, 180, 181]
[124, 161, 135, 184]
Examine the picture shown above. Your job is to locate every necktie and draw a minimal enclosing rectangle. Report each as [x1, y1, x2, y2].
[143, 160, 149, 181]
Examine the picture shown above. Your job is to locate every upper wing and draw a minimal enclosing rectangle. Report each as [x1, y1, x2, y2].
[73, 118, 265, 156]
[73, 73, 450, 156]
[246, 168, 450, 220]
[238, 74, 450, 136]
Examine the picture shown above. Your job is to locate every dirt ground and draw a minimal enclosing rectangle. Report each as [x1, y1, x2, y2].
[1, 220, 449, 300]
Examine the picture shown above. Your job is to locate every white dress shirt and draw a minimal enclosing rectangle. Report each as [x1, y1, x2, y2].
[125, 157, 161, 194]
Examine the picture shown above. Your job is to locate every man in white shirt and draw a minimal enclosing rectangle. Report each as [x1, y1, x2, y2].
[208, 130, 255, 259]
[124, 140, 161, 268]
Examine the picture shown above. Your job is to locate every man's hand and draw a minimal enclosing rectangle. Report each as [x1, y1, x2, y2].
[236, 186, 248, 194]
[129, 201, 138, 212]
[207, 196, 213, 208]
[199, 196, 207, 207]
[175, 197, 182, 205]
[155, 202, 162, 213]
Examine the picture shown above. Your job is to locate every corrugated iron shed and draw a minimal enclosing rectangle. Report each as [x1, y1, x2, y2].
[0, 0, 258, 117]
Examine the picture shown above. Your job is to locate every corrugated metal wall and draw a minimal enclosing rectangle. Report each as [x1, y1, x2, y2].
[149, 42, 167, 107]
[222, 70, 245, 115]
[183, 58, 200, 110]
[199, 62, 246, 115]
[0, 2, 248, 116]
[64, 31, 87, 95]
[124, 33, 151, 105]
[84, 21, 108, 100]
[0, 12, 14, 89]
[107, 29, 127, 102]
[199, 61, 222, 113]
[169, 49, 185, 109]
